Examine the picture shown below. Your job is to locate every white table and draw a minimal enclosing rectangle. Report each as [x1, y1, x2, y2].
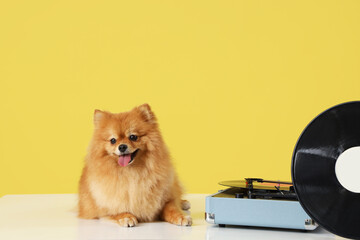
[0, 194, 342, 240]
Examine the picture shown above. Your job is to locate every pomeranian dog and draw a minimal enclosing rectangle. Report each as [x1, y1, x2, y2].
[78, 104, 191, 227]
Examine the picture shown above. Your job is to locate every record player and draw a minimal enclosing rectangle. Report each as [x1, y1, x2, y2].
[205, 178, 317, 230]
[205, 101, 360, 239]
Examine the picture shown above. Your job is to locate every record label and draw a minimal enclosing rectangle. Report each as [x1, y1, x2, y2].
[335, 146, 360, 193]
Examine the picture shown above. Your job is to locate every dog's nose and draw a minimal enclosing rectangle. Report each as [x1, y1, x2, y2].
[118, 144, 128, 153]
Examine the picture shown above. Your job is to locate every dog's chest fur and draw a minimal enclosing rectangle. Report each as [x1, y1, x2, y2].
[88, 166, 172, 221]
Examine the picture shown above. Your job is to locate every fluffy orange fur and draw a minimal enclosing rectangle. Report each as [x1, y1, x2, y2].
[78, 104, 191, 227]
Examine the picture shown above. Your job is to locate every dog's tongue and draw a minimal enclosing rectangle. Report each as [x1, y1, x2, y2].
[118, 155, 131, 167]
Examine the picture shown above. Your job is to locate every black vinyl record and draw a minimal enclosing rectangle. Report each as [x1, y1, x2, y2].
[219, 179, 292, 191]
[292, 101, 360, 239]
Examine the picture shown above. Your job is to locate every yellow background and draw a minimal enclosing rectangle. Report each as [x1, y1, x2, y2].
[1, 1, 359, 196]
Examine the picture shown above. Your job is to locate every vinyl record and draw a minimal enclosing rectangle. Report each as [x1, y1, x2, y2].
[219, 179, 292, 191]
[292, 101, 360, 239]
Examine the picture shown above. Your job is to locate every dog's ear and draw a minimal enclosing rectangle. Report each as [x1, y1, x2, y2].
[137, 103, 157, 123]
[94, 109, 106, 126]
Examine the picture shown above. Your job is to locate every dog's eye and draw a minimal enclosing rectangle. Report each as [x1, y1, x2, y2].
[110, 138, 116, 144]
[129, 135, 138, 141]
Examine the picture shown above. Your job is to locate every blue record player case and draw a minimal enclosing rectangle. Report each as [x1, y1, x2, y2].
[205, 182, 318, 230]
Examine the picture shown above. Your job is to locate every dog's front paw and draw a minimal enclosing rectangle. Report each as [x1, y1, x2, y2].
[118, 216, 138, 227]
[172, 214, 192, 226]
[113, 213, 138, 227]
[162, 200, 192, 226]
